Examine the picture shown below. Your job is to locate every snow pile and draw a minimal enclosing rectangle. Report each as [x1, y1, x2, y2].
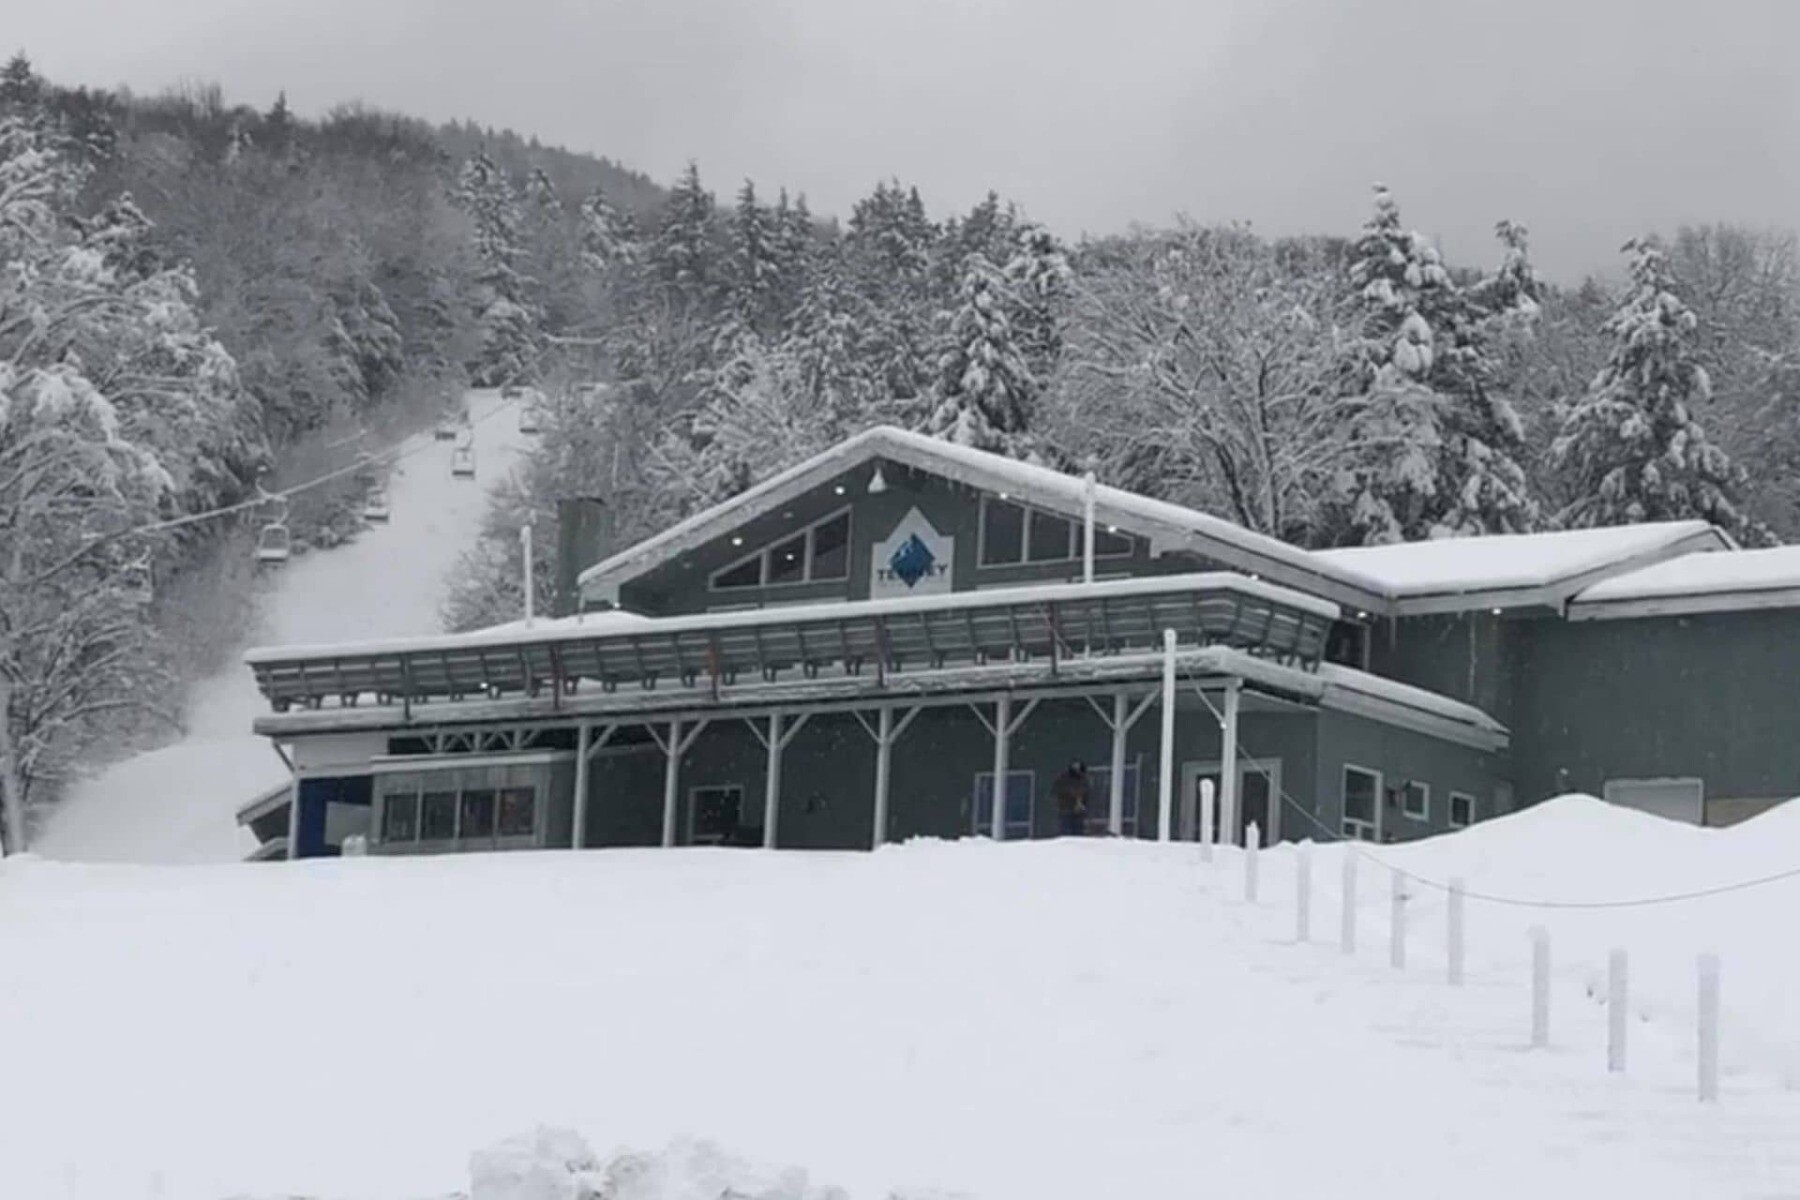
[3, 811, 1800, 1200]
[34, 389, 525, 864]
[471, 1129, 869, 1200]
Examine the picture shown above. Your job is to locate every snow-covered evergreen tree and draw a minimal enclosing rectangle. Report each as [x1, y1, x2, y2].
[1328, 185, 1537, 543]
[457, 150, 539, 385]
[928, 253, 1040, 460]
[729, 179, 779, 334]
[652, 161, 718, 303]
[1551, 238, 1763, 540]
[1004, 222, 1073, 387]
[577, 185, 638, 274]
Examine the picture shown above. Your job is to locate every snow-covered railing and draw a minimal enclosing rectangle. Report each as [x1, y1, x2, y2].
[244, 572, 1340, 714]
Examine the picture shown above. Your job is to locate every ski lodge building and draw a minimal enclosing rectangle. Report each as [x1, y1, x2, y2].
[238, 426, 1800, 860]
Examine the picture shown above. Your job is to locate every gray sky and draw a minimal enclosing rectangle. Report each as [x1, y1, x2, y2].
[15, 0, 1800, 281]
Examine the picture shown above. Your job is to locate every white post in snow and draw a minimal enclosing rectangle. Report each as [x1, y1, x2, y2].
[1157, 629, 1176, 843]
[991, 693, 1013, 841]
[1108, 690, 1128, 837]
[660, 717, 683, 848]
[1447, 876, 1466, 987]
[1219, 679, 1242, 848]
[1199, 778, 1215, 863]
[1698, 952, 1721, 1103]
[341, 834, 367, 857]
[1389, 867, 1406, 970]
[763, 709, 785, 849]
[520, 522, 535, 627]
[1082, 471, 1097, 585]
[1341, 850, 1358, 954]
[873, 705, 894, 850]
[1244, 821, 1260, 902]
[1295, 842, 1312, 943]
[1529, 925, 1551, 1049]
[1607, 948, 1629, 1073]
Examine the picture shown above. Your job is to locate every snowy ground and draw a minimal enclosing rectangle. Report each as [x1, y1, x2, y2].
[33, 389, 527, 864]
[2, 800, 1799, 1200]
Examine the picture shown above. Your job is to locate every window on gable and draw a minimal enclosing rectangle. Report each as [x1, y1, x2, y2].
[1401, 780, 1430, 821]
[710, 508, 852, 591]
[1027, 511, 1073, 562]
[811, 512, 850, 580]
[981, 499, 1025, 565]
[979, 496, 1136, 568]
[1448, 792, 1476, 829]
[766, 531, 808, 586]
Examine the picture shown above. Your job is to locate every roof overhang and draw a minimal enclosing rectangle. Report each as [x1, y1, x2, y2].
[574, 426, 1392, 614]
[1376, 527, 1733, 617]
[1567, 585, 1800, 622]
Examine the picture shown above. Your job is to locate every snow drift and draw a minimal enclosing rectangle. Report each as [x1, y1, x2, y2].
[4, 796, 1800, 1200]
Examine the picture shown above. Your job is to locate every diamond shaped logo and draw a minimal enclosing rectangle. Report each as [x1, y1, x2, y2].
[887, 534, 936, 588]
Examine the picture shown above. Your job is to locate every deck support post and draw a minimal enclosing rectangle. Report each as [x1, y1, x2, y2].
[857, 704, 922, 849]
[572, 721, 591, 849]
[660, 717, 683, 848]
[284, 772, 301, 861]
[1109, 689, 1129, 836]
[1220, 677, 1242, 846]
[1157, 628, 1177, 842]
[990, 693, 1012, 840]
[763, 710, 784, 848]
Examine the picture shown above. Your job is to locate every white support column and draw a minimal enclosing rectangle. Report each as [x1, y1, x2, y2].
[660, 718, 684, 848]
[1108, 689, 1128, 837]
[1082, 471, 1097, 585]
[1219, 678, 1242, 846]
[763, 709, 785, 849]
[571, 721, 591, 849]
[1157, 628, 1177, 842]
[991, 694, 1013, 840]
[873, 706, 894, 849]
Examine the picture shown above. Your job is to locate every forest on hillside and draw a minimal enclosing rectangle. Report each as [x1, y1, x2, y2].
[2, 51, 1797, 848]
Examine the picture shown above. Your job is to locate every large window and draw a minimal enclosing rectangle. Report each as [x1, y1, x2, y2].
[690, 785, 744, 845]
[1400, 780, 1430, 821]
[1086, 762, 1142, 836]
[973, 769, 1036, 839]
[379, 770, 541, 849]
[711, 509, 852, 591]
[978, 497, 1134, 568]
[1341, 765, 1382, 842]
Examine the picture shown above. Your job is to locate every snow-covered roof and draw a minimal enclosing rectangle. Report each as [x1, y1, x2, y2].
[1315, 663, 1508, 744]
[246, 571, 1340, 665]
[1570, 546, 1800, 619]
[575, 426, 1393, 613]
[1312, 522, 1731, 614]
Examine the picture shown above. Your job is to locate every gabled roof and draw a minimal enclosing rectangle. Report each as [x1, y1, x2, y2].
[1570, 545, 1800, 620]
[577, 426, 1393, 613]
[1312, 522, 1732, 615]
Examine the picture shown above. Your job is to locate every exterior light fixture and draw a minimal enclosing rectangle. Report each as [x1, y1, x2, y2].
[868, 466, 888, 495]
[731, 536, 744, 547]
[834, 484, 847, 496]
[1492, 607, 1503, 616]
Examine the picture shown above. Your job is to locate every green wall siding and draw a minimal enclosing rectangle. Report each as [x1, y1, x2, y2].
[1311, 710, 1508, 841]
[1510, 610, 1800, 808]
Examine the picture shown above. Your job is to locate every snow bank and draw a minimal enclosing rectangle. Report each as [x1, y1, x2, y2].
[3, 831, 1798, 1200]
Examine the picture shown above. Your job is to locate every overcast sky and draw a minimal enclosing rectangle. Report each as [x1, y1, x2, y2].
[14, 0, 1799, 281]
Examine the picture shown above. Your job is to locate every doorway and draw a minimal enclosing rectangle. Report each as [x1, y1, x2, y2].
[1178, 759, 1282, 846]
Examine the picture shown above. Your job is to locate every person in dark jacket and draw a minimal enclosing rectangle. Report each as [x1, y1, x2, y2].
[1052, 760, 1091, 837]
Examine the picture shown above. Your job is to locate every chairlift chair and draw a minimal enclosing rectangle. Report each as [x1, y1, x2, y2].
[451, 446, 476, 479]
[123, 553, 155, 605]
[362, 486, 391, 523]
[518, 403, 541, 435]
[255, 521, 293, 565]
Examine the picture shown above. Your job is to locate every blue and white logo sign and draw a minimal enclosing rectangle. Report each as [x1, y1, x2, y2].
[871, 508, 954, 597]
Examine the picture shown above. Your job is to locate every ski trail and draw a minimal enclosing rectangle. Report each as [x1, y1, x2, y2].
[35, 389, 528, 864]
